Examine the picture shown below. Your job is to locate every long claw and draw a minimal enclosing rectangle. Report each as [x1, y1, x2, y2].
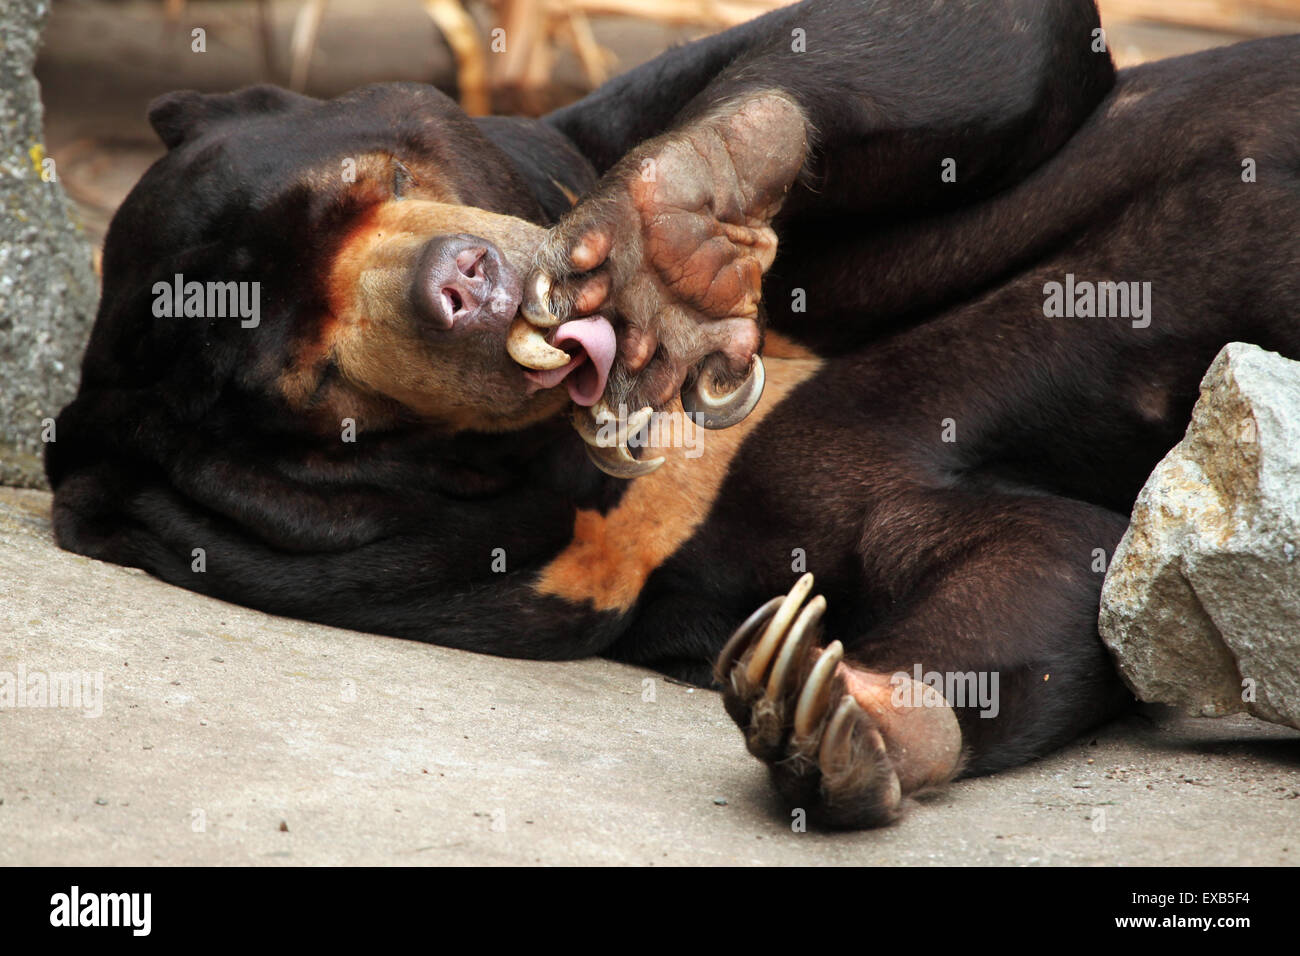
[521, 271, 564, 327]
[506, 314, 570, 370]
[682, 354, 766, 430]
[714, 595, 784, 684]
[583, 441, 665, 479]
[572, 402, 651, 449]
[818, 696, 861, 773]
[576, 403, 664, 477]
[766, 594, 826, 699]
[745, 572, 815, 686]
[571, 404, 609, 447]
[794, 640, 843, 737]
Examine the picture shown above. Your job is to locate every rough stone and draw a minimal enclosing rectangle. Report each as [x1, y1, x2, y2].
[1101, 342, 1300, 731]
[0, 0, 98, 488]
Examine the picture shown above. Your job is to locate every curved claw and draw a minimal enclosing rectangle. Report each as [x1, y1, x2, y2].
[521, 271, 565, 328]
[572, 402, 651, 448]
[766, 594, 827, 699]
[682, 354, 766, 430]
[714, 595, 784, 684]
[794, 640, 844, 738]
[506, 314, 570, 370]
[575, 403, 664, 478]
[745, 572, 815, 686]
[819, 696, 863, 773]
[584, 441, 665, 479]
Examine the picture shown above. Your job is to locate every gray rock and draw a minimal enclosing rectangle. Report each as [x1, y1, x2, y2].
[1100, 342, 1300, 730]
[0, 0, 98, 489]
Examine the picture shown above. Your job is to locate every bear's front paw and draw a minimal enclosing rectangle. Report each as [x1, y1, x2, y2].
[507, 92, 807, 477]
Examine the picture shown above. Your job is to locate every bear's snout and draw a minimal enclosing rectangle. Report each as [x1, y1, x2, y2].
[411, 233, 522, 332]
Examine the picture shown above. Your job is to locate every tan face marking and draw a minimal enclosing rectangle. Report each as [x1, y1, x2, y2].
[326, 199, 549, 424]
[534, 342, 822, 612]
[277, 161, 565, 434]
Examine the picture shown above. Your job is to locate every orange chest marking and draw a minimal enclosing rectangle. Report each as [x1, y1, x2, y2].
[534, 345, 822, 612]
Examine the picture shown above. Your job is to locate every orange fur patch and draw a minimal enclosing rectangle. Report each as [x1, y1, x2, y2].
[550, 178, 580, 206]
[761, 330, 816, 360]
[534, 354, 822, 612]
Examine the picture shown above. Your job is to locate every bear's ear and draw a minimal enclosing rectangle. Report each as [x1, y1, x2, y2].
[148, 86, 316, 150]
[148, 90, 211, 150]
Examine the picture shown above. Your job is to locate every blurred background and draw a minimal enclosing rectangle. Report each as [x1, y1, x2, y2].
[33, 0, 1300, 249]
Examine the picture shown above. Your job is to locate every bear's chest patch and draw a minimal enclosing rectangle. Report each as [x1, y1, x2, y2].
[534, 345, 822, 612]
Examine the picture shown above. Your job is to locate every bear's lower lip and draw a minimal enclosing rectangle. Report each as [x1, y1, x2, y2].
[521, 315, 616, 406]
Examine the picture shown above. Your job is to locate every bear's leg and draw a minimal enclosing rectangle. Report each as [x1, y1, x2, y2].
[717, 494, 1135, 828]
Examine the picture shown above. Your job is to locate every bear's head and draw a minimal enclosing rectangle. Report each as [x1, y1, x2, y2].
[80, 83, 604, 440]
[46, 83, 614, 570]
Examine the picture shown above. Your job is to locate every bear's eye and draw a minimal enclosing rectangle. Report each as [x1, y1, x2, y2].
[393, 160, 417, 200]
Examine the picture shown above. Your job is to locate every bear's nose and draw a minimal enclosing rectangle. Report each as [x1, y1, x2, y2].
[412, 234, 520, 331]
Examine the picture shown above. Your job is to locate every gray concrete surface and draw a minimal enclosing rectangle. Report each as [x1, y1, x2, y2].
[1, 487, 1297, 866]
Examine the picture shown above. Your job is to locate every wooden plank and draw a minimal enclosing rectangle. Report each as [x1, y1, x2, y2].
[1099, 0, 1300, 36]
[566, 0, 795, 29]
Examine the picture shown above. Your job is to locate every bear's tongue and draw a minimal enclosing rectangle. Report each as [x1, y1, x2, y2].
[522, 316, 616, 407]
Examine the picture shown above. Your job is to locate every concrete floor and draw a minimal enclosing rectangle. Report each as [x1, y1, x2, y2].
[2, 487, 1297, 866]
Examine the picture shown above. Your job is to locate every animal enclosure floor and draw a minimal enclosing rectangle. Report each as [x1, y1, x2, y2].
[1, 487, 1295, 866]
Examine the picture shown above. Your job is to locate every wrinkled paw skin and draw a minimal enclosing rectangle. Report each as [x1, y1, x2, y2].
[516, 91, 808, 474]
[715, 573, 963, 829]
